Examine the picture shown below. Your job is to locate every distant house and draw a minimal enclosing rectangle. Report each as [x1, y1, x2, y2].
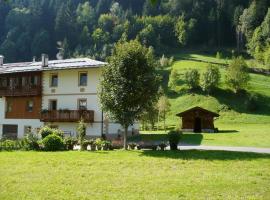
[176, 107, 219, 133]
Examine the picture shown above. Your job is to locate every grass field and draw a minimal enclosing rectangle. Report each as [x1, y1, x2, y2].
[0, 151, 270, 200]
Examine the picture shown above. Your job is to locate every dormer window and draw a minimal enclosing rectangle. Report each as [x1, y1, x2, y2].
[79, 72, 87, 86]
[50, 74, 58, 87]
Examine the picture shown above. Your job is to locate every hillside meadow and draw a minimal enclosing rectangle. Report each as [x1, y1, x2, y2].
[145, 51, 270, 147]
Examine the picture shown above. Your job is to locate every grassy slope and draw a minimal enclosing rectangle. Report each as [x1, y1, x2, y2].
[151, 51, 270, 147]
[0, 151, 270, 200]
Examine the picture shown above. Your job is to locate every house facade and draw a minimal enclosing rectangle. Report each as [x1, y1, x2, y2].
[0, 54, 138, 139]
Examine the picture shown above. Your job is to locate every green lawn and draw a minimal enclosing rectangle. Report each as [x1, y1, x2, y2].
[0, 151, 270, 200]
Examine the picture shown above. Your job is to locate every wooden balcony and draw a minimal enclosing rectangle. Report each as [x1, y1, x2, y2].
[0, 85, 42, 97]
[40, 110, 94, 123]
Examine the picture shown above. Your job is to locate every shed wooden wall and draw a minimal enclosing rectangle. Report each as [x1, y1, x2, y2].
[181, 110, 215, 129]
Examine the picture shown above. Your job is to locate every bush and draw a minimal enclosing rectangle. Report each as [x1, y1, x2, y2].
[128, 142, 137, 150]
[225, 56, 250, 93]
[53, 129, 64, 138]
[42, 134, 64, 151]
[201, 65, 221, 93]
[102, 140, 112, 150]
[39, 126, 54, 139]
[168, 131, 182, 150]
[159, 55, 174, 68]
[0, 140, 21, 151]
[77, 120, 87, 150]
[22, 133, 40, 151]
[95, 138, 103, 150]
[184, 69, 200, 90]
[64, 137, 77, 150]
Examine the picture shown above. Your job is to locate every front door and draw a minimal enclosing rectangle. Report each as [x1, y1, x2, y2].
[194, 117, 202, 133]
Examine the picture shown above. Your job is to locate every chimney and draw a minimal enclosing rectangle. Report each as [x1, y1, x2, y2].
[0, 55, 4, 66]
[41, 54, 49, 67]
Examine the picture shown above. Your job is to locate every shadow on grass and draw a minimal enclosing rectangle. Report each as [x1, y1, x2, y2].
[218, 130, 239, 133]
[139, 150, 270, 161]
[181, 134, 203, 145]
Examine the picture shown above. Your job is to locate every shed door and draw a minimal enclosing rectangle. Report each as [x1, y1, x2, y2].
[3, 125, 18, 139]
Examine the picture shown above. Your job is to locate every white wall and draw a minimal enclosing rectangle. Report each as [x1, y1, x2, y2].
[0, 67, 140, 139]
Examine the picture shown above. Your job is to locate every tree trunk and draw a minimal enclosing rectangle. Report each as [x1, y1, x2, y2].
[157, 110, 160, 130]
[163, 112, 166, 132]
[123, 126, 128, 150]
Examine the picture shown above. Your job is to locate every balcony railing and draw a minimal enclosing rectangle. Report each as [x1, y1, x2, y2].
[0, 85, 42, 97]
[40, 110, 94, 123]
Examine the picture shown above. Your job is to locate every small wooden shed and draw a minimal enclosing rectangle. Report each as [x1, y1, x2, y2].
[176, 107, 219, 133]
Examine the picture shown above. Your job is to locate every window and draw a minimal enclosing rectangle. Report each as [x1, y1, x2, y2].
[78, 99, 87, 110]
[79, 72, 87, 86]
[6, 101, 12, 112]
[50, 74, 58, 87]
[26, 100, 34, 112]
[24, 126, 32, 136]
[49, 100, 57, 111]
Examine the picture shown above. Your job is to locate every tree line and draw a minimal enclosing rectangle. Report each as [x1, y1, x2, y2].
[0, 0, 269, 65]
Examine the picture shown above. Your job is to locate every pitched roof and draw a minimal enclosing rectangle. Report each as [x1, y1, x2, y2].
[176, 106, 219, 117]
[0, 58, 106, 74]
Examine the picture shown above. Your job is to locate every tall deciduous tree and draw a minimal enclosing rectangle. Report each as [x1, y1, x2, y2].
[157, 95, 171, 132]
[99, 40, 159, 149]
[201, 65, 221, 94]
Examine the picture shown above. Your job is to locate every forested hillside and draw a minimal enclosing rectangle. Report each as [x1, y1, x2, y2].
[0, 0, 269, 67]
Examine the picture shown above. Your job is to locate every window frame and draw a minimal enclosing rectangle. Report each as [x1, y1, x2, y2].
[50, 73, 58, 88]
[26, 100, 34, 112]
[49, 99, 57, 111]
[78, 71, 88, 87]
[78, 98, 87, 110]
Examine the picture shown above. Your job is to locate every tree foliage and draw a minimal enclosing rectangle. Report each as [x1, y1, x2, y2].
[99, 40, 159, 149]
[201, 65, 221, 93]
[184, 69, 200, 89]
[225, 57, 250, 93]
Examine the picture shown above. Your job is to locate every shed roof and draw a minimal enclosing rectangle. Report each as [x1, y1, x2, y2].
[0, 58, 106, 74]
[176, 106, 219, 117]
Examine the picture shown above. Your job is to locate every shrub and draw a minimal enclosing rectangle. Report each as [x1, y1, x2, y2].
[159, 55, 174, 68]
[22, 133, 40, 151]
[168, 131, 182, 150]
[225, 56, 250, 93]
[52, 129, 64, 138]
[95, 138, 103, 150]
[64, 137, 77, 150]
[0, 140, 20, 151]
[42, 134, 64, 151]
[184, 69, 200, 89]
[201, 65, 221, 93]
[39, 126, 54, 139]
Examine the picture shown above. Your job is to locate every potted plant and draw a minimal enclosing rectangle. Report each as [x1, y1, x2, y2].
[82, 139, 91, 150]
[168, 131, 182, 150]
[102, 140, 111, 150]
[89, 139, 96, 151]
[128, 142, 137, 150]
[95, 138, 103, 150]
[64, 137, 77, 150]
[159, 142, 168, 151]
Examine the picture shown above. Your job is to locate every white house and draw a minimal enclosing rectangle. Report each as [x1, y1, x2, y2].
[0, 54, 139, 139]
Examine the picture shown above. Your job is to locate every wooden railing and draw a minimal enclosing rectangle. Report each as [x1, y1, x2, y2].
[40, 110, 94, 123]
[0, 85, 42, 97]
